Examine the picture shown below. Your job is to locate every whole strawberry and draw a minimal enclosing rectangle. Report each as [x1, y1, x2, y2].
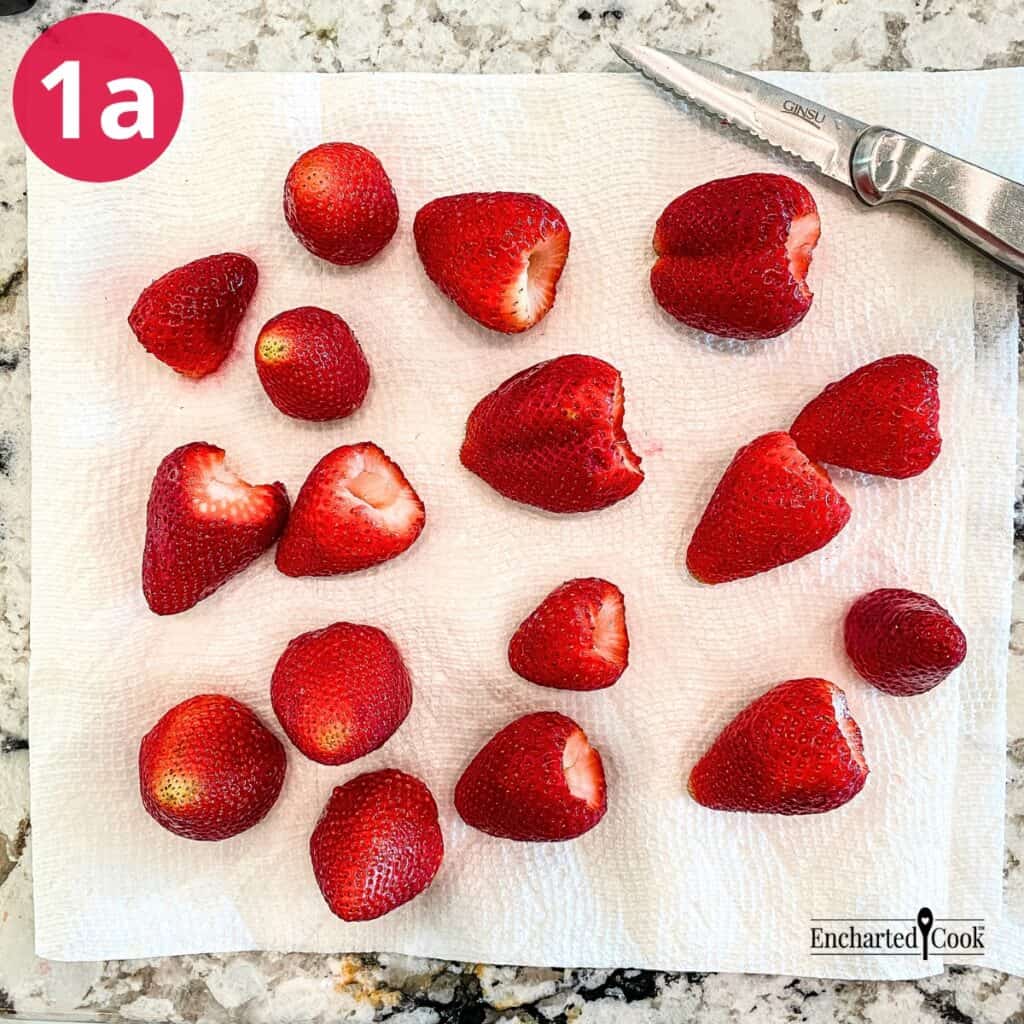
[791, 355, 941, 479]
[276, 442, 425, 577]
[689, 678, 868, 815]
[310, 769, 444, 921]
[652, 173, 820, 340]
[845, 588, 966, 696]
[128, 253, 257, 377]
[139, 694, 286, 841]
[143, 443, 290, 615]
[461, 354, 644, 513]
[509, 578, 628, 691]
[255, 306, 370, 421]
[284, 143, 398, 265]
[455, 712, 607, 841]
[271, 622, 412, 765]
[686, 431, 850, 584]
[414, 192, 571, 333]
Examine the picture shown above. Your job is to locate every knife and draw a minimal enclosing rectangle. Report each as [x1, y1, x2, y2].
[612, 43, 1024, 277]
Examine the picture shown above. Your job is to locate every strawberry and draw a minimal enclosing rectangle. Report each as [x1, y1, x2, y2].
[686, 431, 850, 584]
[509, 578, 628, 691]
[142, 443, 289, 615]
[139, 694, 286, 841]
[276, 442, 425, 577]
[461, 354, 643, 513]
[414, 192, 570, 333]
[845, 588, 966, 696]
[283, 143, 399, 266]
[310, 769, 444, 921]
[651, 173, 820, 340]
[128, 253, 257, 378]
[790, 355, 941, 479]
[255, 306, 370, 422]
[455, 712, 607, 841]
[271, 622, 412, 765]
[688, 678, 868, 815]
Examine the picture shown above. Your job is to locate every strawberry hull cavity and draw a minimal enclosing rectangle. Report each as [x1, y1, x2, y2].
[689, 678, 869, 815]
[845, 588, 967, 696]
[128, 253, 257, 378]
[652, 173, 820, 340]
[142, 443, 290, 615]
[139, 694, 286, 841]
[461, 354, 644, 513]
[414, 191, 570, 333]
[276, 442, 425, 577]
[271, 622, 413, 765]
[509, 578, 629, 691]
[791, 354, 941, 479]
[255, 306, 370, 421]
[686, 431, 850, 584]
[284, 143, 399, 265]
[455, 711, 607, 841]
[310, 769, 444, 921]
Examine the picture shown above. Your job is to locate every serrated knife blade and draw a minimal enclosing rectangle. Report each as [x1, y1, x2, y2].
[611, 43, 1024, 276]
[611, 43, 868, 187]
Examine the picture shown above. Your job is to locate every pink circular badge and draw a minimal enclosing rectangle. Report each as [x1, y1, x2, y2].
[12, 13, 183, 183]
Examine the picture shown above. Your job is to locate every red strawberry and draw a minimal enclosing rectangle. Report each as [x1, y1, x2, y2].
[414, 192, 570, 333]
[310, 769, 443, 921]
[455, 712, 606, 841]
[790, 355, 941, 479]
[651, 173, 820, 340]
[283, 143, 398, 266]
[271, 622, 412, 765]
[687, 431, 850, 584]
[128, 253, 257, 378]
[142, 443, 289, 615]
[509, 578, 628, 691]
[845, 588, 966, 696]
[688, 678, 868, 815]
[461, 354, 643, 513]
[276, 442, 424, 577]
[255, 306, 370, 422]
[139, 694, 286, 841]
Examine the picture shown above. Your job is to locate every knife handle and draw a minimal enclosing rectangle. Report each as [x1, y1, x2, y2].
[850, 125, 1024, 277]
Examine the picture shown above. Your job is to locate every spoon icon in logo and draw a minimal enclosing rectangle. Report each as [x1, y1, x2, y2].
[917, 907, 934, 960]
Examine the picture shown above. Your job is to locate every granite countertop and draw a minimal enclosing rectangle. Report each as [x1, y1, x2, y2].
[3, 1, 1024, 1020]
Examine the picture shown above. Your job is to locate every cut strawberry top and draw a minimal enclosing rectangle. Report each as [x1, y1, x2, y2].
[831, 686, 868, 773]
[341, 446, 422, 532]
[592, 589, 628, 665]
[562, 728, 604, 809]
[786, 212, 821, 292]
[189, 450, 283, 524]
[513, 228, 572, 328]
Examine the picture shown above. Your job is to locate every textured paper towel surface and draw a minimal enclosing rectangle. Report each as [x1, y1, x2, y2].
[27, 70, 1021, 977]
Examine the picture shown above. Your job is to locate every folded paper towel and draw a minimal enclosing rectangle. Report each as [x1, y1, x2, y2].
[27, 69, 1023, 978]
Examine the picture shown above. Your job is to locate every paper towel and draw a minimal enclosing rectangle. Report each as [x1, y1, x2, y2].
[26, 69, 1023, 978]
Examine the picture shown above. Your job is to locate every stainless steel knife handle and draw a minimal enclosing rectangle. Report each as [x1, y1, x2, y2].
[850, 126, 1024, 276]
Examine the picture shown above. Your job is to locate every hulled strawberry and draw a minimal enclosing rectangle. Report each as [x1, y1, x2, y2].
[688, 678, 868, 815]
[283, 143, 398, 265]
[845, 588, 966, 696]
[455, 712, 607, 841]
[310, 769, 444, 921]
[414, 191, 570, 333]
[128, 253, 257, 378]
[255, 306, 371, 421]
[139, 694, 286, 841]
[652, 173, 820, 340]
[142, 443, 290, 615]
[509, 578, 628, 691]
[276, 442, 425, 577]
[686, 431, 850, 584]
[791, 355, 941, 479]
[271, 622, 412, 764]
[461, 354, 643, 513]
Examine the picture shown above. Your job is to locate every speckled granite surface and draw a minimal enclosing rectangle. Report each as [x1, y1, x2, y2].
[2, 1, 1024, 1020]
